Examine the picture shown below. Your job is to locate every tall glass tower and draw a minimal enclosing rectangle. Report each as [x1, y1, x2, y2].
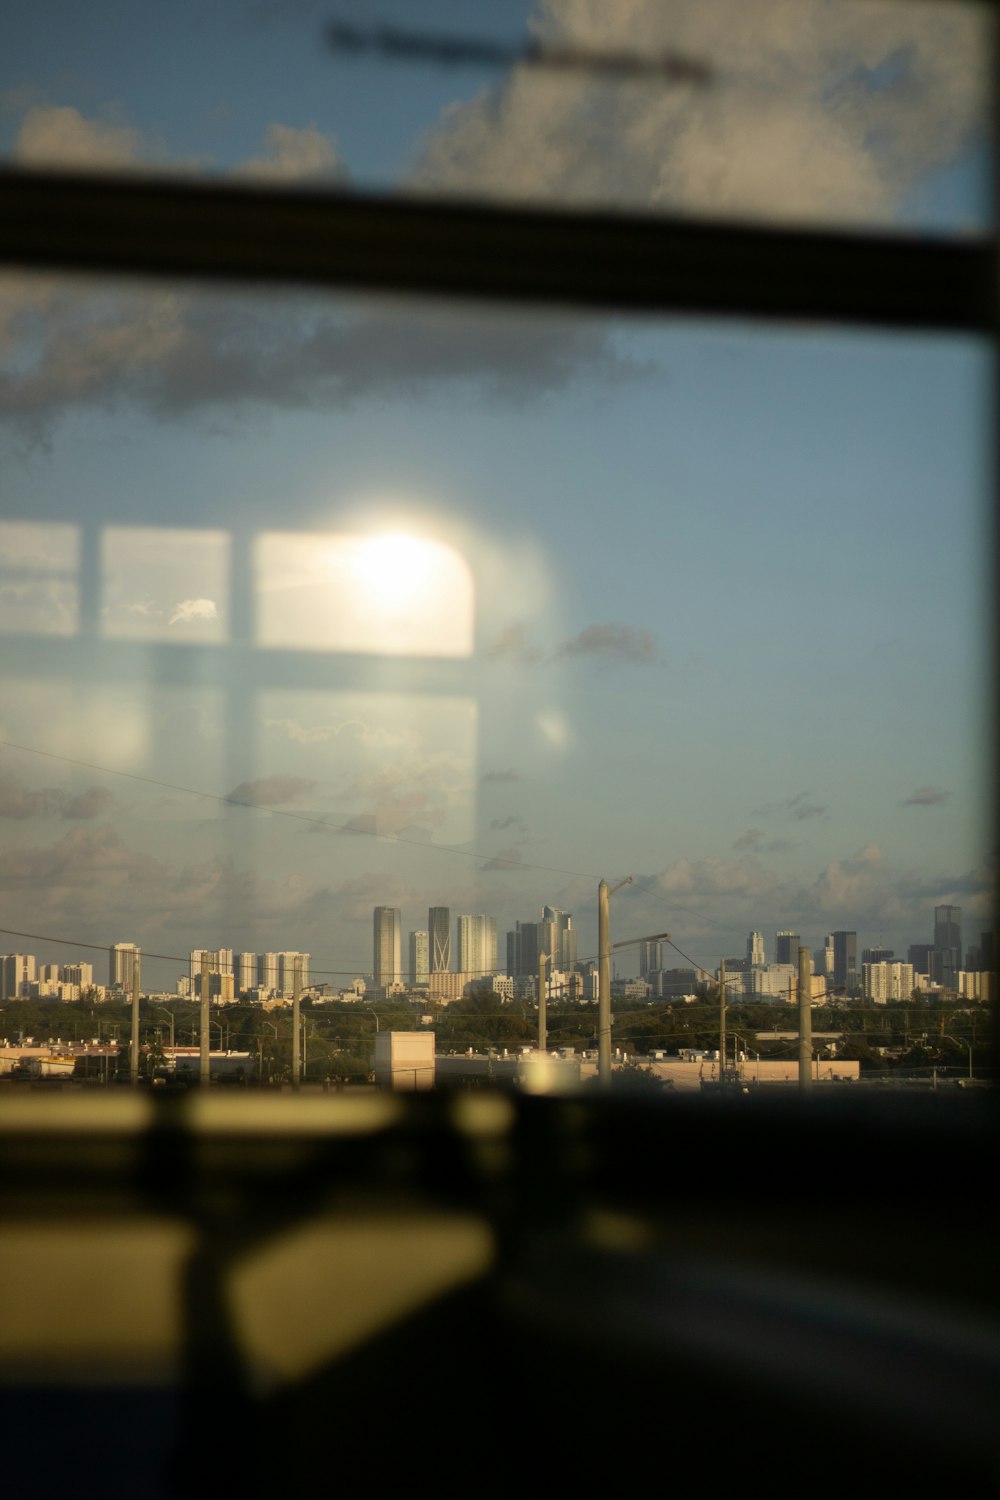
[373, 907, 401, 992]
[934, 905, 962, 988]
[429, 906, 451, 972]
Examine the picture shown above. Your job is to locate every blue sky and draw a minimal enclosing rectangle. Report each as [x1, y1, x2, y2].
[0, 1, 993, 990]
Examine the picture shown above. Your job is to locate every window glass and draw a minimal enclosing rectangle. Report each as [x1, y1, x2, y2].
[1, 0, 991, 234]
[0, 274, 990, 1030]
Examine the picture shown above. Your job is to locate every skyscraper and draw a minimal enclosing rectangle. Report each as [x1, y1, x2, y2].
[110, 942, 140, 989]
[747, 931, 765, 967]
[774, 931, 801, 966]
[409, 929, 429, 987]
[234, 952, 257, 996]
[374, 907, 401, 992]
[639, 939, 662, 977]
[1, 953, 36, 999]
[832, 931, 858, 992]
[429, 906, 451, 973]
[508, 920, 543, 977]
[457, 914, 496, 976]
[543, 906, 576, 970]
[934, 905, 962, 988]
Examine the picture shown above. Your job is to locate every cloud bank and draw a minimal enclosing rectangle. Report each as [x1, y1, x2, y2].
[411, 0, 986, 227]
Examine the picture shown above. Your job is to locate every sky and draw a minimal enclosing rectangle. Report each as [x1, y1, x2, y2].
[0, 0, 994, 992]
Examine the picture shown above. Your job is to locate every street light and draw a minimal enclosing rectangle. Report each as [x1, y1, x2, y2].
[208, 1018, 229, 1052]
[148, 1005, 175, 1049]
[598, 877, 634, 1085]
[538, 951, 549, 1054]
[258, 1018, 280, 1084]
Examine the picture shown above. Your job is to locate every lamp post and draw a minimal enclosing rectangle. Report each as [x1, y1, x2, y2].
[538, 951, 549, 1054]
[148, 1006, 175, 1049]
[199, 951, 211, 1088]
[598, 877, 632, 1086]
[208, 1018, 229, 1051]
[797, 945, 812, 1093]
[292, 956, 303, 1092]
[129, 952, 141, 1087]
[258, 1018, 280, 1084]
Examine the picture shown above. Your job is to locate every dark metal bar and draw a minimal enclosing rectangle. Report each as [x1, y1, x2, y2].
[0, 167, 993, 333]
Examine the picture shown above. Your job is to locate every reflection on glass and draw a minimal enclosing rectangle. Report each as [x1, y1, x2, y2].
[102, 527, 230, 643]
[259, 689, 477, 848]
[0, 522, 78, 637]
[0, 260, 990, 1073]
[256, 532, 474, 657]
[0, 2, 990, 233]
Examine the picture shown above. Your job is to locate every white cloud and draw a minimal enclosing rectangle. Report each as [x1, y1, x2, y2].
[13, 105, 144, 169]
[411, 0, 987, 226]
[234, 122, 348, 182]
[169, 598, 218, 626]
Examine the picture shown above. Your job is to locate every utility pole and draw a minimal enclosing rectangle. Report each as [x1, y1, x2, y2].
[598, 876, 632, 1086]
[538, 951, 549, 1054]
[719, 959, 727, 1091]
[129, 952, 141, 1087]
[798, 944, 812, 1091]
[292, 956, 302, 1091]
[200, 951, 211, 1088]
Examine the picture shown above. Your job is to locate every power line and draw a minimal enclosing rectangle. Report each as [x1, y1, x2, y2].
[0, 735, 596, 881]
[0, 737, 759, 967]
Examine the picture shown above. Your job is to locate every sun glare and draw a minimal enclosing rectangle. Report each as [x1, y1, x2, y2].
[257, 529, 474, 657]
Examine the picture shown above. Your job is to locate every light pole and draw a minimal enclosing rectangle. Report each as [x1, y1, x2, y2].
[797, 945, 813, 1092]
[598, 919, 672, 1085]
[208, 1018, 229, 1051]
[199, 951, 211, 1088]
[258, 1018, 280, 1084]
[148, 1006, 175, 1049]
[598, 877, 632, 1085]
[538, 951, 549, 1054]
[292, 956, 303, 1092]
[129, 952, 141, 1087]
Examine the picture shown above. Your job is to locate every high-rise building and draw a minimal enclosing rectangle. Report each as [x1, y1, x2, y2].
[747, 931, 765, 967]
[775, 932, 800, 966]
[257, 952, 279, 993]
[429, 906, 451, 973]
[457, 914, 497, 976]
[1, 953, 36, 999]
[862, 947, 894, 967]
[543, 906, 576, 970]
[62, 962, 93, 989]
[482, 915, 498, 974]
[863, 962, 915, 1004]
[934, 905, 962, 988]
[374, 907, 402, 991]
[109, 942, 140, 989]
[832, 931, 858, 992]
[456, 915, 478, 975]
[234, 952, 257, 995]
[277, 952, 309, 995]
[908, 943, 935, 978]
[639, 939, 662, 978]
[508, 920, 543, 977]
[408, 930, 429, 987]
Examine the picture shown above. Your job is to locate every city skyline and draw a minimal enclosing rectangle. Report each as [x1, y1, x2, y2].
[0, 3, 992, 993]
[4, 898, 986, 1002]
